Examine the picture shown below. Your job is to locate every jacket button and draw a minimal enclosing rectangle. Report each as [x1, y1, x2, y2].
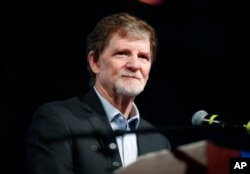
[112, 161, 120, 167]
[90, 145, 98, 151]
[109, 143, 117, 150]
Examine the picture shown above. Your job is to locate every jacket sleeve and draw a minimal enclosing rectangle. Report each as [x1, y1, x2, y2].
[25, 103, 74, 174]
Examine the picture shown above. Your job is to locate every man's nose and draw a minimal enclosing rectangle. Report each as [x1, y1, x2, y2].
[126, 56, 140, 70]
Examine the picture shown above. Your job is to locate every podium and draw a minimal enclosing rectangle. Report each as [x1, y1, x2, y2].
[113, 140, 242, 174]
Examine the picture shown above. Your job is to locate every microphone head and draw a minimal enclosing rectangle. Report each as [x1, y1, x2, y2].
[192, 110, 208, 126]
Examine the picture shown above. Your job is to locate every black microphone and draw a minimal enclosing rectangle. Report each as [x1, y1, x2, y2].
[191, 110, 250, 134]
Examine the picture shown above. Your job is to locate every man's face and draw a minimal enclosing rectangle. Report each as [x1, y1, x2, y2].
[94, 33, 152, 97]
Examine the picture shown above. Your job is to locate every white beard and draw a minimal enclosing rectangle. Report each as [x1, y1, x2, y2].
[115, 71, 146, 96]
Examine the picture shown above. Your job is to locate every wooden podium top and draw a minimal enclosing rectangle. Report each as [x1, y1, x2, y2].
[113, 140, 240, 174]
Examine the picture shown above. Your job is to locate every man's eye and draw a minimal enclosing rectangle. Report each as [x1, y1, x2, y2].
[117, 52, 127, 55]
[139, 55, 149, 60]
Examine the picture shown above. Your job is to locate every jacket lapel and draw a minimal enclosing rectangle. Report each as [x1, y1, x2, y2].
[80, 88, 123, 167]
[137, 120, 154, 155]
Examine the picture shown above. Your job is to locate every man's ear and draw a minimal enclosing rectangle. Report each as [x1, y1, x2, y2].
[88, 51, 100, 74]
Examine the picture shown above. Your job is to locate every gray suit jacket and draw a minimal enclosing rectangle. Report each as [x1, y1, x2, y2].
[26, 87, 170, 174]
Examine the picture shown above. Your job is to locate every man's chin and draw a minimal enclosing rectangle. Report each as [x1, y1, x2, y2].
[115, 80, 145, 97]
[116, 87, 144, 97]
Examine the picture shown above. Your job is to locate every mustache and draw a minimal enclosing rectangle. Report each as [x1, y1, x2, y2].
[119, 71, 143, 79]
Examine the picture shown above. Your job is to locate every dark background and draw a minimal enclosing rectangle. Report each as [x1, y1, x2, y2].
[2, 0, 248, 173]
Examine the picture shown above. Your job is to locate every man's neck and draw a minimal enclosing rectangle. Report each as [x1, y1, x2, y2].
[94, 85, 135, 118]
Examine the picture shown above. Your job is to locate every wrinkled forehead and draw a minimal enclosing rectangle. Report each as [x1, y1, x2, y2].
[116, 28, 150, 40]
[100, 29, 152, 56]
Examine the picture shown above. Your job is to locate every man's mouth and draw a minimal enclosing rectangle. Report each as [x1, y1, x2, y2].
[122, 75, 139, 79]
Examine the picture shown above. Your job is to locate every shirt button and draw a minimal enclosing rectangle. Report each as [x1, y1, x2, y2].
[119, 116, 124, 121]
